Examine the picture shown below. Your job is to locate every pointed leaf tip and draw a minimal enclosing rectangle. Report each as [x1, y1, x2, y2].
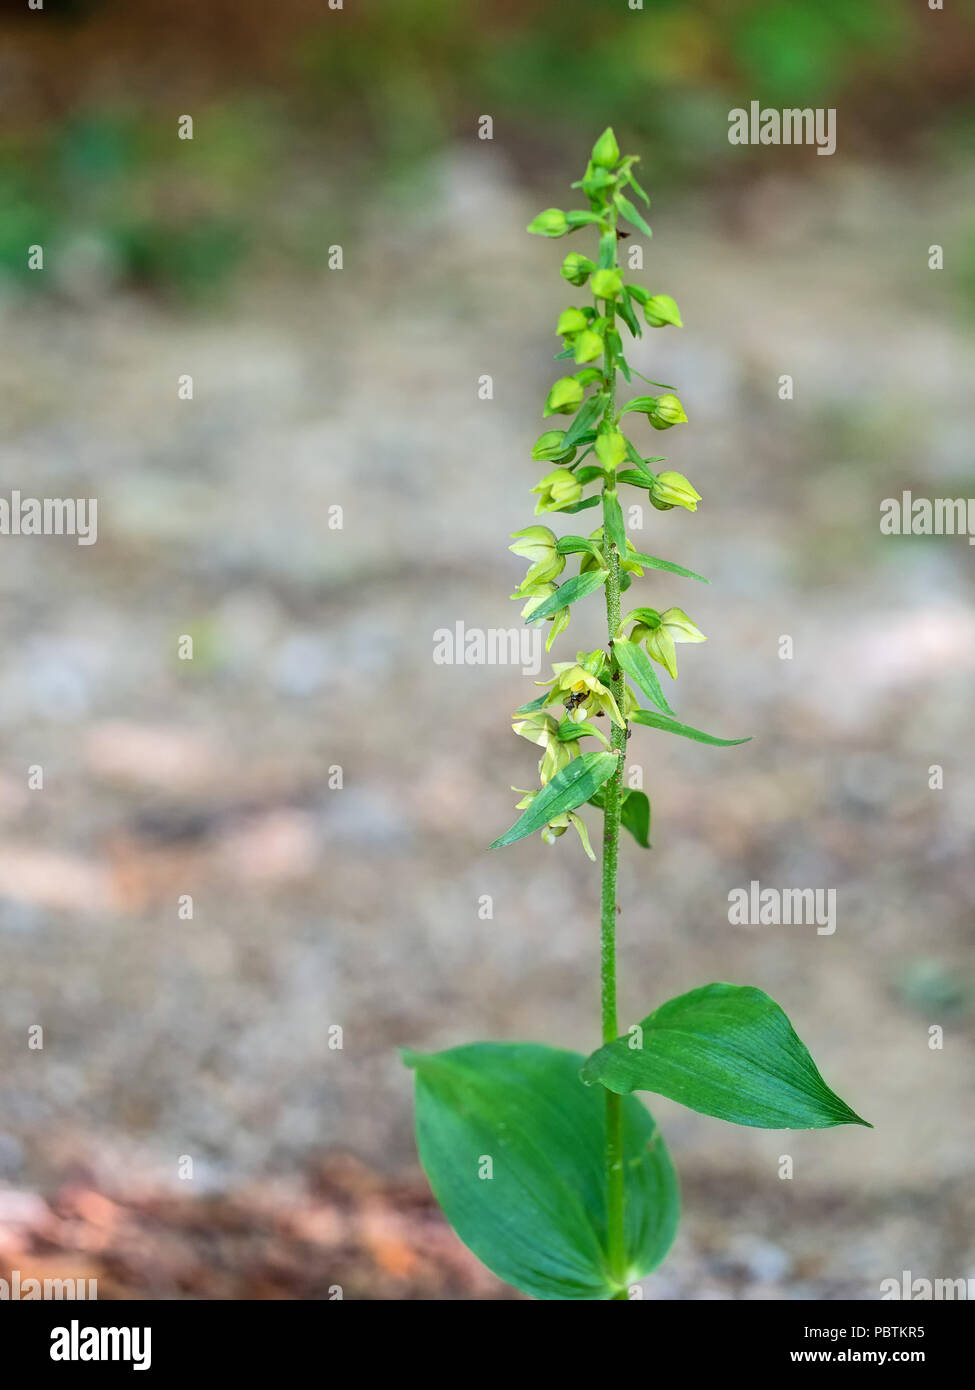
[582, 983, 869, 1131]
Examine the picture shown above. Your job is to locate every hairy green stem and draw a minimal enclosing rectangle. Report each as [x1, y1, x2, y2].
[601, 547, 627, 1293]
[599, 209, 627, 1295]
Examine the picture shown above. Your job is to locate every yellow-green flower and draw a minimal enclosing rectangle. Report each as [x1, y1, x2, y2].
[531, 429, 577, 464]
[572, 329, 604, 364]
[544, 376, 584, 417]
[646, 393, 688, 430]
[540, 662, 625, 727]
[650, 471, 701, 512]
[542, 810, 595, 858]
[561, 253, 595, 287]
[556, 307, 588, 337]
[511, 784, 596, 859]
[532, 469, 583, 515]
[519, 583, 571, 650]
[635, 607, 706, 680]
[511, 711, 579, 784]
[590, 268, 623, 301]
[527, 208, 569, 238]
[509, 525, 565, 588]
[644, 294, 682, 328]
[594, 430, 627, 470]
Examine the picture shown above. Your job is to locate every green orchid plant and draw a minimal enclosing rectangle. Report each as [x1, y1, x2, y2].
[404, 130, 869, 1301]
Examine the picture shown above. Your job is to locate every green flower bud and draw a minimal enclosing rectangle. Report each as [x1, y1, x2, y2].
[531, 429, 576, 464]
[556, 307, 588, 337]
[543, 376, 584, 417]
[644, 293, 683, 328]
[646, 393, 688, 430]
[527, 208, 569, 238]
[594, 430, 627, 470]
[591, 127, 620, 169]
[561, 253, 596, 287]
[509, 525, 565, 587]
[572, 328, 604, 364]
[532, 468, 583, 515]
[649, 470, 701, 512]
[590, 268, 623, 301]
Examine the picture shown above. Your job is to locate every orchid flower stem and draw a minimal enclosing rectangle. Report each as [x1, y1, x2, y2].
[599, 206, 627, 1294]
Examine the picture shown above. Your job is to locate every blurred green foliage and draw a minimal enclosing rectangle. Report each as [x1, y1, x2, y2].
[1, 0, 972, 298]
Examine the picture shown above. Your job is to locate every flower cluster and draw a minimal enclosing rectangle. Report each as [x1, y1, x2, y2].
[505, 128, 711, 852]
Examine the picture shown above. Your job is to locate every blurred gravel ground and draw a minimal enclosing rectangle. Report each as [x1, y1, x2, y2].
[0, 150, 973, 1297]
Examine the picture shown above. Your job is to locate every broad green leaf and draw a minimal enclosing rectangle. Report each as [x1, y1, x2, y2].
[614, 192, 653, 238]
[603, 493, 626, 554]
[581, 984, 870, 1130]
[627, 551, 709, 583]
[630, 708, 751, 747]
[525, 570, 607, 622]
[490, 750, 618, 848]
[562, 395, 606, 450]
[588, 786, 651, 849]
[621, 789, 652, 848]
[612, 637, 674, 716]
[405, 1042, 680, 1299]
